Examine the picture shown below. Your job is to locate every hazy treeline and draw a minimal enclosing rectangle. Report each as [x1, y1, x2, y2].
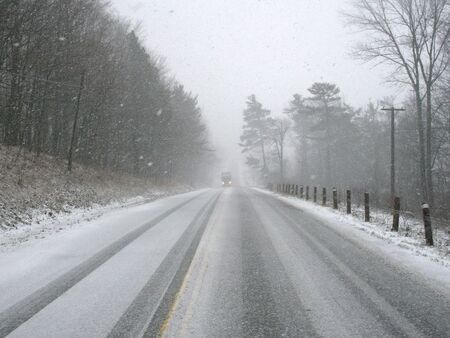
[241, 0, 450, 217]
[241, 82, 449, 217]
[0, 0, 212, 184]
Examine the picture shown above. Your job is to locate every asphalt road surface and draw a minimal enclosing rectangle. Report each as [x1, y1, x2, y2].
[0, 188, 449, 337]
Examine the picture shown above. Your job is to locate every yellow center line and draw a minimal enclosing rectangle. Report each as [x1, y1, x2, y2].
[159, 195, 223, 337]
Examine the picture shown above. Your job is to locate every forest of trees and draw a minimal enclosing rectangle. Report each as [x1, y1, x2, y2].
[0, 0, 212, 185]
[240, 1, 450, 218]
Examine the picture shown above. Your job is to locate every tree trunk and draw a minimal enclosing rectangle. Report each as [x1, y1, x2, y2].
[415, 88, 429, 203]
[280, 140, 284, 180]
[425, 86, 434, 205]
[300, 125, 308, 182]
[325, 104, 331, 186]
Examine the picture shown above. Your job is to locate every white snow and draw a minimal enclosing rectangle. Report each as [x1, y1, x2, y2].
[0, 189, 189, 253]
[0, 189, 208, 315]
[254, 188, 450, 291]
[5, 190, 214, 338]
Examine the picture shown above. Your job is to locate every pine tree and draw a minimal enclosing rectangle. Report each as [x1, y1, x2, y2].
[240, 95, 271, 175]
[306, 83, 344, 186]
[284, 94, 311, 182]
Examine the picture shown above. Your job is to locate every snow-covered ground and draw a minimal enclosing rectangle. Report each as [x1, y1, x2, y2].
[0, 145, 194, 251]
[255, 188, 450, 288]
[0, 189, 185, 253]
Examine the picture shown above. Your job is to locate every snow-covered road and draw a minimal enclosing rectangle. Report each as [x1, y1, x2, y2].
[0, 188, 449, 337]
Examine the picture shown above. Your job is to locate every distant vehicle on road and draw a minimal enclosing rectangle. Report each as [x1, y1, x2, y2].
[221, 172, 232, 186]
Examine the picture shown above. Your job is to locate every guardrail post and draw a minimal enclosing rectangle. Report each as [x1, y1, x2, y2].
[306, 186, 309, 200]
[392, 197, 400, 231]
[322, 188, 326, 205]
[346, 190, 351, 214]
[333, 188, 338, 209]
[422, 203, 433, 246]
[313, 187, 317, 203]
[364, 192, 370, 222]
[300, 186, 304, 199]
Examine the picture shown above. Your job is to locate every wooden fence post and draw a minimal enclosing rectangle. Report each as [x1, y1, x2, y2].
[422, 204, 433, 246]
[333, 188, 338, 209]
[306, 186, 309, 200]
[346, 190, 351, 214]
[313, 187, 317, 203]
[322, 188, 326, 206]
[392, 197, 400, 231]
[364, 192, 370, 222]
[300, 186, 304, 199]
[295, 185, 298, 196]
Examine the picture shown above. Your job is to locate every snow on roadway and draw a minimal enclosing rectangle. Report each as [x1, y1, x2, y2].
[254, 188, 450, 292]
[0, 190, 207, 314]
[5, 191, 215, 338]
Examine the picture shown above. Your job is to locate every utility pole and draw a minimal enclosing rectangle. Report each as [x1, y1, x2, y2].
[381, 106, 405, 205]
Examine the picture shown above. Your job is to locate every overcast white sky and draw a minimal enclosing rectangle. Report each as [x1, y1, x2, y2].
[109, 0, 403, 163]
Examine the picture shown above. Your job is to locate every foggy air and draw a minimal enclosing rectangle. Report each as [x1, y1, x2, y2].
[0, 1, 449, 337]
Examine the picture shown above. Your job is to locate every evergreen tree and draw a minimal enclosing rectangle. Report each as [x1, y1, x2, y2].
[240, 95, 271, 175]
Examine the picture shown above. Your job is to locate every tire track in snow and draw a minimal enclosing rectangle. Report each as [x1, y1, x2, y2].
[256, 191, 427, 338]
[106, 191, 221, 338]
[0, 193, 204, 338]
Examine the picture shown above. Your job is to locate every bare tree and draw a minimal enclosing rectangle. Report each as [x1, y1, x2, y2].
[0, 0, 212, 184]
[346, 0, 450, 205]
